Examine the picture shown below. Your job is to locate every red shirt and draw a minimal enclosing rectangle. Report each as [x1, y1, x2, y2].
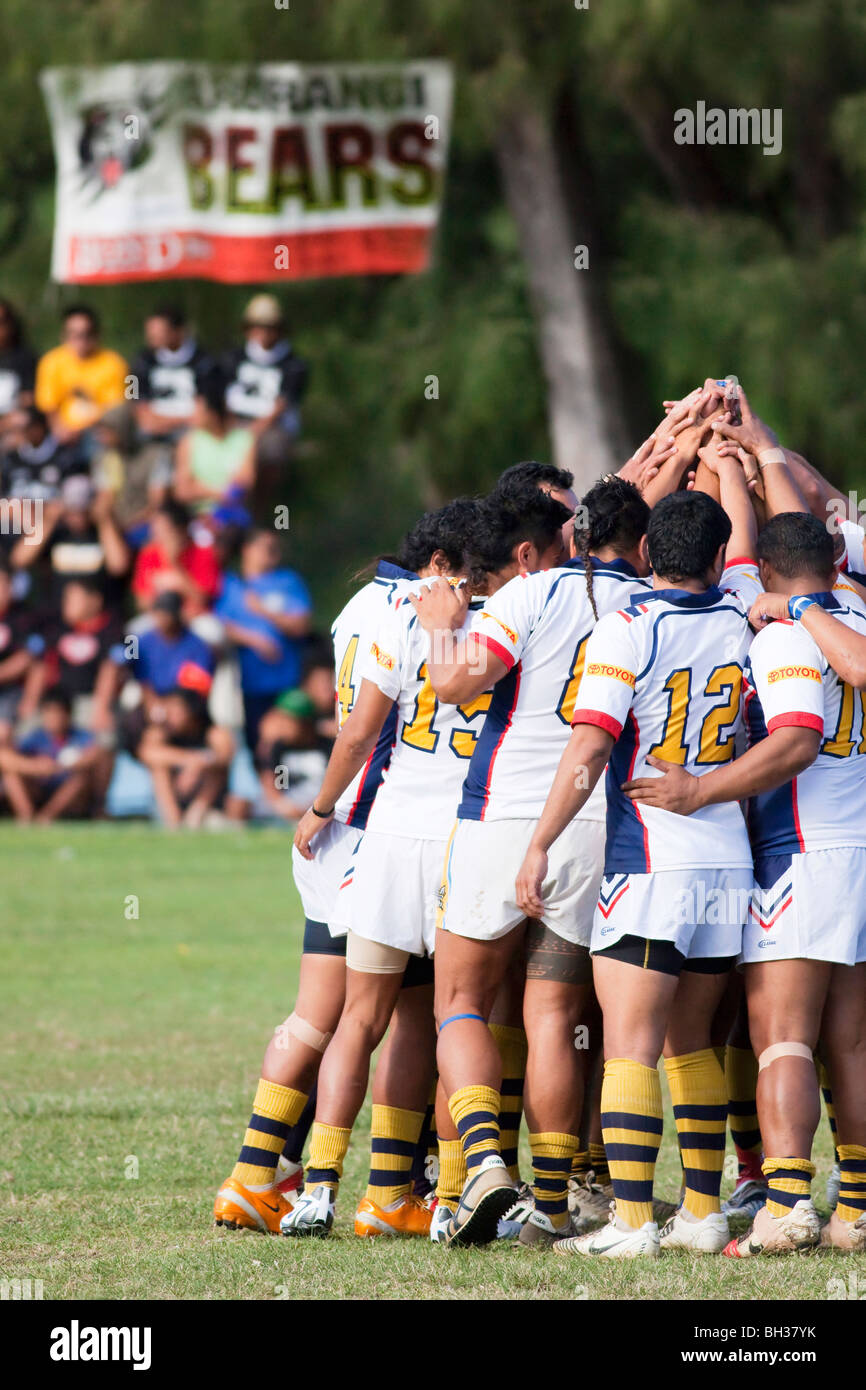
[132, 542, 221, 615]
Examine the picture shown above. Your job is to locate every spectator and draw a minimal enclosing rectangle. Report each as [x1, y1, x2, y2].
[137, 686, 233, 829]
[214, 529, 312, 746]
[131, 500, 221, 620]
[0, 299, 36, 440]
[0, 406, 89, 502]
[11, 475, 130, 610]
[223, 294, 308, 448]
[173, 371, 255, 517]
[126, 590, 215, 713]
[0, 689, 110, 823]
[247, 688, 327, 821]
[35, 305, 127, 444]
[0, 557, 45, 742]
[37, 577, 124, 734]
[299, 634, 338, 744]
[131, 305, 212, 440]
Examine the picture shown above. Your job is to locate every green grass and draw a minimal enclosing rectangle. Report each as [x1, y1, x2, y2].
[0, 823, 861, 1300]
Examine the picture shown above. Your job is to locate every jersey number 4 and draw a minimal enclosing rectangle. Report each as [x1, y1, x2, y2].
[649, 663, 743, 765]
[401, 662, 492, 758]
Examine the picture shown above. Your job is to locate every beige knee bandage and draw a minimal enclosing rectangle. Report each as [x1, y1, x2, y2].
[285, 1012, 332, 1053]
[757, 1041, 815, 1072]
[346, 930, 409, 975]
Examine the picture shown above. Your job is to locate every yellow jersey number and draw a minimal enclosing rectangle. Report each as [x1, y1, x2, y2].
[822, 676, 866, 758]
[336, 634, 359, 723]
[649, 662, 743, 766]
[401, 662, 492, 759]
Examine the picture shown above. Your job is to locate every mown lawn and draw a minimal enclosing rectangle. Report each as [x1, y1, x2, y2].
[0, 824, 858, 1300]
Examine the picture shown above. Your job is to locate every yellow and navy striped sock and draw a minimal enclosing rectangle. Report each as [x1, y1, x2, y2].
[601, 1058, 663, 1230]
[232, 1079, 308, 1191]
[817, 1062, 841, 1166]
[763, 1156, 815, 1219]
[490, 1024, 527, 1183]
[449, 1084, 502, 1173]
[530, 1132, 577, 1231]
[436, 1137, 467, 1213]
[305, 1121, 352, 1192]
[665, 1049, 727, 1219]
[572, 1148, 592, 1180]
[725, 1045, 763, 1176]
[836, 1144, 866, 1224]
[589, 1141, 610, 1186]
[365, 1105, 425, 1209]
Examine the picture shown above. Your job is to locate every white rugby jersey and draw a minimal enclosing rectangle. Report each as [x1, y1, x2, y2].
[839, 518, 866, 580]
[744, 595, 866, 860]
[359, 586, 492, 839]
[572, 562, 762, 874]
[330, 563, 417, 828]
[456, 559, 651, 822]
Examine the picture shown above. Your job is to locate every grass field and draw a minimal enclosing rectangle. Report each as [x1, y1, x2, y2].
[1, 823, 861, 1302]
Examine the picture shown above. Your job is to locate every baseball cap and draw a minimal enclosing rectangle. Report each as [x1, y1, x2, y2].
[274, 688, 316, 719]
[243, 294, 283, 328]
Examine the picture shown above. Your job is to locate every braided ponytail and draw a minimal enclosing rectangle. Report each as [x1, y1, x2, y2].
[575, 476, 651, 618]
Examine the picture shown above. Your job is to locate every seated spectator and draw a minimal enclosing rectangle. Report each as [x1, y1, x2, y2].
[137, 686, 233, 829]
[0, 406, 89, 502]
[11, 475, 130, 611]
[90, 404, 149, 527]
[131, 500, 221, 620]
[173, 372, 255, 517]
[35, 305, 127, 445]
[214, 529, 312, 747]
[125, 591, 215, 714]
[131, 305, 212, 440]
[223, 294, 308, 447]
[298, 633, 338, 745]
[246, 688, 327, 821]
[36, 577, 124, 734]
[0, 299, 36, 443]
[0, 557, 45, 742]
[0, 689, 111, 823]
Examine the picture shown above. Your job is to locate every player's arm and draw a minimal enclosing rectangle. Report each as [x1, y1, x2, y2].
[750, 592, 866, 689]
[293, 677, 394, 859]
[410, 578, 508, 704]
[515, 612, 638, 916]
[710, 386, 809, 518]
[516, 723, 614, 917]
[697, 438, 758, 563]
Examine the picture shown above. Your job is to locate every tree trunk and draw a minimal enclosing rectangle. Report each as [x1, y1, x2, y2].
[494, 98, 627, 491]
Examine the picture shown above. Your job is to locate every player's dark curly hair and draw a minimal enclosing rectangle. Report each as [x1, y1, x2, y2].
[647, 491, 732, 584]
[757, 511, 835, 581]
[397, 497, 481, 575]
[574, 476, 650, 620]
[466, 485, 572, 579]
[492, 460, 574, 503]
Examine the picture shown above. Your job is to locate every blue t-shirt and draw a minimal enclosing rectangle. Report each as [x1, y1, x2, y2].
[18, 726, 94, 789]
[215, 568, 312, 695]
[130, 627, 216, 696]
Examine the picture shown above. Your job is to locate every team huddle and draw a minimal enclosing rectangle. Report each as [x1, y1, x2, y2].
[213, 379, 866, 1262]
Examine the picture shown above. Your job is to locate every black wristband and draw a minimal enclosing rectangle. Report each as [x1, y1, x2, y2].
[311, 804, 334, 819]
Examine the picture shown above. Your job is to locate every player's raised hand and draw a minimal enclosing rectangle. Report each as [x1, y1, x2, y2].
[515, 843, 548, 918]
[619, 431, 678, 489]
[711, 386, 778, 457]
[621, 754, 704, 815]
[748, 591, 789, 628]
[408, 577, 469, 632]
[293, 805, 331, 860]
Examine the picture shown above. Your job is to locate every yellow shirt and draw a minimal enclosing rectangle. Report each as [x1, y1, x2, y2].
[35, 344, 127, 430]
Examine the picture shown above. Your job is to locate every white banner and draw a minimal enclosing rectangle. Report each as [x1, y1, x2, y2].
[40, 61, 454, 284]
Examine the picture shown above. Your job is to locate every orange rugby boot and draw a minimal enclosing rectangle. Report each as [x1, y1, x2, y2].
[214, 1177, 294, 1234]
[353, 1192, 433, 1238]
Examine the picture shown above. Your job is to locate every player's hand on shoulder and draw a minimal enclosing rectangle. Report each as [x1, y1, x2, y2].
[748, 591, 789, 629]
[408, 577, 469, 632]
[622, 754, 703, 815]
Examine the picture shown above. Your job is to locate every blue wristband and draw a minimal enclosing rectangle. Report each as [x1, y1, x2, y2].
[787, 595, 818, 622]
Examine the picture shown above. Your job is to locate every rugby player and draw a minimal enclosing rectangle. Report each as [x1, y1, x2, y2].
[281, 486, 571, 1238]
[516, 455, 761, 1258]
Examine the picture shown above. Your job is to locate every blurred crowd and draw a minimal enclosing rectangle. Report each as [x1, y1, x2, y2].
[0, 292, 336, 827]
